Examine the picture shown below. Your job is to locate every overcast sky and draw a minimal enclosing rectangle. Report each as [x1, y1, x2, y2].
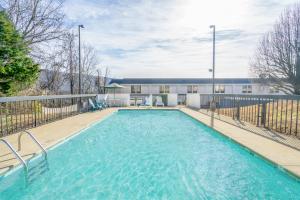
[64, 0, 296, 78]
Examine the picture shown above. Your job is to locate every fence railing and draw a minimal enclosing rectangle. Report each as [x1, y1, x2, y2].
[0, 94, 97, 137]
[200, 94, 300, 137]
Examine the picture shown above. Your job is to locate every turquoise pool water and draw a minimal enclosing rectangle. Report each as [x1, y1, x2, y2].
[1, 110, 300, 199]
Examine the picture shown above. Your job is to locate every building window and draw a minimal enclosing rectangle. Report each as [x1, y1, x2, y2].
[215, 85, 225, 93]
[193, 85, 198, 93]
[242, 85, 252, 93]
[159, 85, 170, 93]
[131, 85, 141, 93]
[187, 85, 198, 93]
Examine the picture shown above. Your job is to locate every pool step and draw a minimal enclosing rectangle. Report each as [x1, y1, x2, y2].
[26, 158, 49, 185]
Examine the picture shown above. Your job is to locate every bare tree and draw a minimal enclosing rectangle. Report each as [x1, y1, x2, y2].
[61, 32, 78, 94]
[251, 3, 300, 94]
[38, 48, 66, 94]
[37, 35, 102, 94]
[1, 0, 65, 46]
[95, 67, 110, 94]
[96, 69, 102, 94]
[80, 44, 99, 94]
[102, 67, 110, 94]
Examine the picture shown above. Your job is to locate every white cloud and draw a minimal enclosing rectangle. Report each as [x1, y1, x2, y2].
[64, 0, 296, 78]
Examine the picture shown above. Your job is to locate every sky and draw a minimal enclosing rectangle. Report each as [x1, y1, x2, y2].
[63, 0, 296, 78]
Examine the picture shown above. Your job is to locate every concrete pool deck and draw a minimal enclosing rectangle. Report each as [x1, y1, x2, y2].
[0, 107, 300, 179]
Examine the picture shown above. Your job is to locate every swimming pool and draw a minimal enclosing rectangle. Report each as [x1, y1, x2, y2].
[1, 110, 300, 199]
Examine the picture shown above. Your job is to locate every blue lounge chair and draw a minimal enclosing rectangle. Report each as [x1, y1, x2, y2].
[141, 97, 151, 106]
[96, 95, 108, 108]
[89, 99, 102, 111]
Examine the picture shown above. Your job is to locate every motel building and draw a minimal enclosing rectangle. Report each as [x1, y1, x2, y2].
[106, 78, 282, 107]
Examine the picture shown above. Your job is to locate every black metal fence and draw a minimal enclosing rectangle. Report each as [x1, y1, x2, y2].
[200, 94, 300, 137]
[0, 94, 97, 137]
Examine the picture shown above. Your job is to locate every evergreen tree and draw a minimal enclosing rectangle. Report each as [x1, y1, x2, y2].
[0, 10, 39, 96]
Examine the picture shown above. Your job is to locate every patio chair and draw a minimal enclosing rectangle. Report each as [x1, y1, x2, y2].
[136, 98, 143, 106]
[130, 98, 136, 106]
[155, 96, 164, 107]
[89, 98, 102, 111]
[95, 94, 108, 108]
[141, 97, 151, 106]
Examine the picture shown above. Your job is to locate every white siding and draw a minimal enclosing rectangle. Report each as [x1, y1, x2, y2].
[167, 94, 178, 106]
[170, 85, 177, 93]
[186, 94, 201, 108]
[176, 85, 187, 94]
[199, 85, 212, 94]
[117, 83, 281, 95]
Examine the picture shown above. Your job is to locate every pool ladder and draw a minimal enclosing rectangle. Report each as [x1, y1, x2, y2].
[0, 139, 27, 170]
[0, 130, 48, 172]
[18, 130, 47, 156]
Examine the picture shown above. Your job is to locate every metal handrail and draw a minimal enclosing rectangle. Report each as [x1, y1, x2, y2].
[18, 131, 47, 156]
[0, 94, 97, 103]
[201, 93, 300, 100]
[0, 139, 28, 170]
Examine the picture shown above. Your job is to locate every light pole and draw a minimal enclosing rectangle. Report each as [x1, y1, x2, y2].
[209, 25, 216, 127]
[78, 24, 84, 94]
[209, 25, 216, 95]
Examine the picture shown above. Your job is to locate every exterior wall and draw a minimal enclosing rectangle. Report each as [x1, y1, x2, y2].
[176, 85, 187, 94]
[170, 86, 177, 93]
[186, 94, 201, 108]
[115, 83, 282, 95]
[108, 94, 130, 106]
[167, 94, 178, 106]
[149, 85, 160, 94]
[199, 85, 212, 94]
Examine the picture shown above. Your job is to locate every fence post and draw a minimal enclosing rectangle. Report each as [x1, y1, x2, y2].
[34, 100, 37, 127]
[236, 99, 240, 120]
[60, 98, 63, 119]
[233, 97, 236, 120]
[77, 98, 81, 113]
[257, 98, 261, 127]
[261, 101, 267, 127]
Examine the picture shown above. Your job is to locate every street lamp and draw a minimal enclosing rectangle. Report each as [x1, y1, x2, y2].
[209, 25, 216, 95]
[209, 25, 216, 127]
[78, 24, 84, 94]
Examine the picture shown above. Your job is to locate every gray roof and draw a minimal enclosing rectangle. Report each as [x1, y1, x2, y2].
[110, 78, 260, 85]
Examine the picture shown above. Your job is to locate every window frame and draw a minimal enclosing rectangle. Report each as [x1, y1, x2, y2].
[159, 85, 170, 94]
[242, 85, 252, 93]
[192, 85, 198, 93]
[131, 85, 141, 94]
[187, 85, 198, 93]
[187, 85, 193, 93]
[215, 85, 225, 94]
